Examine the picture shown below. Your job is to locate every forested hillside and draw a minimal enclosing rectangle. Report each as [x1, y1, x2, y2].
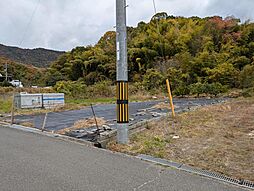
[0, 56, 45, 86]
[0, 44, 64, 68]
[45, 13, 254, 95]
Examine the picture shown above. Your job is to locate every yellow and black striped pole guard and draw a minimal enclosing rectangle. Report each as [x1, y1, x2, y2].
[117, 81, 129, 123]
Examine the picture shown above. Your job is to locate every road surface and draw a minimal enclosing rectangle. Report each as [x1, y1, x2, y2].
[13, 98, 225, 131]
[0, 126, 245, 191]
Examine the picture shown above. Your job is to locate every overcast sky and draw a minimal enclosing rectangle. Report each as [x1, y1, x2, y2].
[0, 0, 253, 51]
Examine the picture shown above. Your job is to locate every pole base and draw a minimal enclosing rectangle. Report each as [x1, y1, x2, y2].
[117, 123, 128, 144]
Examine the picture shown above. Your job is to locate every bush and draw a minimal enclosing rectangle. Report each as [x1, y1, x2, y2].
[129, 82, 145, 94]
[206, 82, 228, 97]
[189, 82, 228, 97]
[87, 81, 114, 97]
[240, 64, 254, 88]
[242, 87, 254, 97]
[54, 81, 87, 98]
[189, 82, 205, 97]
[174, 84, 190, 97]
[143, 69, 165, 91]
[54, 80, 114, 98]
[0, 80, 13, 87]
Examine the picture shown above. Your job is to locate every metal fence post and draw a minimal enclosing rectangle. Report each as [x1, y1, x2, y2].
[11, 93, 15, 125]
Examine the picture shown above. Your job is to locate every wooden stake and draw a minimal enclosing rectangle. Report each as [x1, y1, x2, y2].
[41, 113, 48, 132]
[11, 93, 15, 125]
[166, 79, 175, 118]
[90, 104, 99, 131]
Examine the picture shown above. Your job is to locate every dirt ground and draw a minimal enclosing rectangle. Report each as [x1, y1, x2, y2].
[108, 97, 254, 181]
[57, 117, 106, 134]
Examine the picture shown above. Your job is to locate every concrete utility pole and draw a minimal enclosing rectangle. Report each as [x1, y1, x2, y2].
[5, 63, 8, 81]
[116, 0, 129, 144]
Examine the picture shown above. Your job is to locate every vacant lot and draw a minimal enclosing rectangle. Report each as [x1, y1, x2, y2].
[108, 97, 254, 181]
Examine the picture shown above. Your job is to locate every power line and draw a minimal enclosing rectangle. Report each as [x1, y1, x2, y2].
[152, 0, 157, 14]
[19, 0, 41, 47]
[152, 0, 165, 58]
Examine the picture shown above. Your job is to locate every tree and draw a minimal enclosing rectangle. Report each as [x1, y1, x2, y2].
[206, 62, 240, 88]
[70, 59, 84, 81]
[232, 56, 251, 70]
[151, 12, 168, 21]
[143, 69, 165, 90]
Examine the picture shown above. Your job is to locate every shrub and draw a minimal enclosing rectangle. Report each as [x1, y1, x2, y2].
[174, 84, 190, 97]
[206, 82, 228, 97]
[189, 82, 228, 97]
[240, 64, 254, 88]
[54, 80, 114, 98]
[242, 87, 254, 97]
[0, 80, 13, 87]
[87, 81, 114, 97]
[189, 82, 205, 97]
[54, 81, 87, 98]
[129, 82, 145, 94]
[143, 69, 165, 91]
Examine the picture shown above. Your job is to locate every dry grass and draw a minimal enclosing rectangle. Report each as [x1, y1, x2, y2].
[129, 89, 166, 102]
[14, 104, 87, 116]
[57, 117, 106, 135]
[152, 102, 170, 109]
[18, 121, 34, 127]
[0, 96, 12, 114]
[108, 97, 254, 181]
[0, 87, 55, 94]
[152, 102, 179, 110]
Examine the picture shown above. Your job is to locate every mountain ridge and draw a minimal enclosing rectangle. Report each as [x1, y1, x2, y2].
[0, 44, 65, 68]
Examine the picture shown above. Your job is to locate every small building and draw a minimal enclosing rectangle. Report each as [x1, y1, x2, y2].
[15, 93, 65, 109]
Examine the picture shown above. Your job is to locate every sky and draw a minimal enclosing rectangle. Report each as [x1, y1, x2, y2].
[0, 0, 253, 51]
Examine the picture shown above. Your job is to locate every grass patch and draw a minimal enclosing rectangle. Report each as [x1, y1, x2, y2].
[0, 93, 161, 117]
[108, 97, 254, 182]
[0, 96, 12, 114]
[66, 97, 116, 105]
[57, 117, 106, 135]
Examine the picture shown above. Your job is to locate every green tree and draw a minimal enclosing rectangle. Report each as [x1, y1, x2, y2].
[143, 69, 165, 90]
[206, 62, 240, 87]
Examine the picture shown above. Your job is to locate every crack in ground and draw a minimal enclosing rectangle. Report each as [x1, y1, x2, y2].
[133, 168, 164, 191]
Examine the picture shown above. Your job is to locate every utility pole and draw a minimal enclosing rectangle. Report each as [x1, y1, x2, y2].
[116, 0, 129, 144]
[5, 63, 8, 81]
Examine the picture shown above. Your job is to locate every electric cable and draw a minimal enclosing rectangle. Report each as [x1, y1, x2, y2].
[19, 0, 41, 46]
[152, 0, 157, 14]
[152, 0, 165, 58]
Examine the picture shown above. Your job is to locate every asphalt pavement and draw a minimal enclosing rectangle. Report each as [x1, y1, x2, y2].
[0, 126, 245, 191]
[12, 98, 226, 132]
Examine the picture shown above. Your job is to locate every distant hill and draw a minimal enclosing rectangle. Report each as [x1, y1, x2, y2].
[0, 44, 65, 68]
[0, 56, 46, 86]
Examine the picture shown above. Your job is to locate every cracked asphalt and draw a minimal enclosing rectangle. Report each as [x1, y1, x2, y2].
[0, 126, 245, 191]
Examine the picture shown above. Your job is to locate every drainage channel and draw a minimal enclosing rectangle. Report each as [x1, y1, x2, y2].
[65, 117, 164, 148]
[137, 154, 254, 190]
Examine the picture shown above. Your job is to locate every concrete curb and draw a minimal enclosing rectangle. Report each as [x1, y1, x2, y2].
[137, 154, 254, 190]
[0, 122, 94, 147]
[97, 116, 165, 148]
